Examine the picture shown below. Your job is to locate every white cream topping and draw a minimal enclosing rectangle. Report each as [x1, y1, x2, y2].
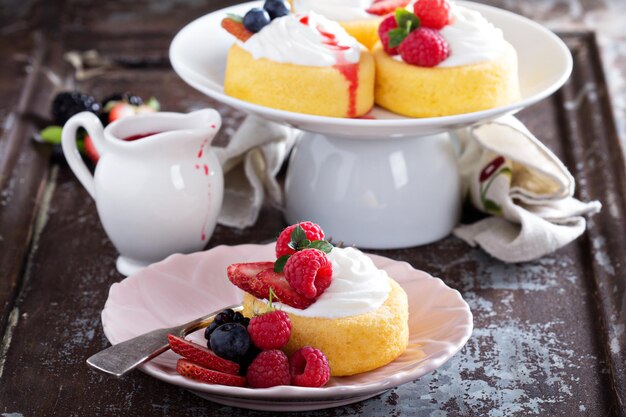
[438, 3, 505, 67]
[391, 3, 505, 67]
[238, 12, 361, 67]
[292, 0, 376, 21]
[273, 247, 391, 318]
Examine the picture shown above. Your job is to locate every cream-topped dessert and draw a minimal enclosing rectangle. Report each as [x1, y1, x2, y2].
[221, 4, 375, 117]
[238, 12, 361, 67]
[374, 0, 520, 117]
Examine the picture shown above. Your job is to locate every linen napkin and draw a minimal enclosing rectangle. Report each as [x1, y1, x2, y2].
[214, 115, 298, 228]
[453, 115, 601, 263]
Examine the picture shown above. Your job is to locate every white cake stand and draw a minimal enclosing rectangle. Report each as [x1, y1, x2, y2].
[169, 1, 572, 248]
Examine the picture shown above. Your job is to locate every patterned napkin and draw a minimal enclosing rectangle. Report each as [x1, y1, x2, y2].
[453, 115, 601, 262]
[214, 116, 297, 228]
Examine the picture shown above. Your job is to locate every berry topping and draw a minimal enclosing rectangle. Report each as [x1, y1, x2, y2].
[275, 222, 325, 258]
[253, 268, 314, 309]
[283, 249, 333, 299]
[102, 92, 143, 107]
[221, 17, 253, 42]
[214, 308, 236, 325]
[246, 350, 291, 388]
[366, 0, 411, 16]
[176, 358, 247, 387]
[248, 310, 292, 350]
[378, 15, 400, 55]
[168, 334, 240, 375]
[84, 135, 99, 163]
[203, 320, 220, 341]
[51, 92, 101, 126]
[289, 347, 331, 388]
[209, 322, 251, 362]
[263, 0, 290, 19]
[398, 27, 449, 67]
[227, 261, 275, 294]
[108, 102, 136, 123]
[413, 0, 451, 30]
[243, 8, 271, 33]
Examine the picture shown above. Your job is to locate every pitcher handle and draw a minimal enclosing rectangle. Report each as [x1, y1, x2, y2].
[61, 112, 106, 200]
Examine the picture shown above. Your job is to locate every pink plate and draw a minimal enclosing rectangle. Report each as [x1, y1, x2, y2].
[102, 244, 473, 411]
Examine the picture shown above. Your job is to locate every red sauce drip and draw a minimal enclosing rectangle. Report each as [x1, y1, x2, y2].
[122, 132, 160, 141]
[203, 164, 209, 176]
[334, 61, 359, 118]
[299, 16, 309, 25]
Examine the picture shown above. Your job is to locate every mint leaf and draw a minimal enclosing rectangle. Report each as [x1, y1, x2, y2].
[388, 28, 408, 48]
[290, 225, 307, 245]
[395, 9, 420, 33]
[39, 126, 63, 144]
[310, 240, 334, 254]
[226, 13, 243, 22]
[274, 255, 290, 273]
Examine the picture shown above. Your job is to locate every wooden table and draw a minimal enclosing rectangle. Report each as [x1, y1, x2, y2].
[0, 1, 625, 416]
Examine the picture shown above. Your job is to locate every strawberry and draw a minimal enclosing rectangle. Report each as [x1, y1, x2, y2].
[252, 269, 313, 310]
[413, 0, 451, 30]
[168, 334, 240, 375]
[366, 0, 410, 16]
[84, 135, 100, 163]
[378, 15, 399, 55]
[227, 262, 275, 294]
[398, 27, 449, 67]
[108, 102, 135, 123]
[176, 358, 246, 387]
[221, 17, 253, 42]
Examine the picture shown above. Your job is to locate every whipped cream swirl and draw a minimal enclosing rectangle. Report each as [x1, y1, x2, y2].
[274, 247, 391, 318]
[292, 0, 376, 21]
[238, 12, 361, 67]
[438, 3, 506, 67]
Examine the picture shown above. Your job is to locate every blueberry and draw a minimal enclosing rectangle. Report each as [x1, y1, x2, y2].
[204, 321, 219, 341]
[243, 8, 271, 33]
[263, 0, 290, 19]
[210, 323, 250, 361]
[214, 309, 235, 325]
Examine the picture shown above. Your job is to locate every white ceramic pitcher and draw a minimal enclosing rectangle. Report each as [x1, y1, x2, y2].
[62, 109, 224, 276]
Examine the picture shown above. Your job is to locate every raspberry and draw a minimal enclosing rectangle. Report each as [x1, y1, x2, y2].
[398, 28, 449, 67]
[378, 15, 399, 55]
[283, 249, 333, 299]
[275, 222, 325, 258]
[289, 347, 330, 387]
[413, 0, 451, 30]
[246, 349, 291, 388]
[248, 310, 292, 350]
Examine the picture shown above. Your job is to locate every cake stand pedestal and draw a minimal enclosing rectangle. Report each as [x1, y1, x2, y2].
[284, 131, 461, 248]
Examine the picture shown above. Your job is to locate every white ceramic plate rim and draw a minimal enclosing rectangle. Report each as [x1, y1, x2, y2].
[169, 1, 572, 132]
[102, 244, 473, 401]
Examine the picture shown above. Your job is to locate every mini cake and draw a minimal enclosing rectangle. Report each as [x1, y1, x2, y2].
[228, 222, 410, 377]
[374, 0, 520, 117]
[221, 5, 375, 118]
[291, 0, 413, 50]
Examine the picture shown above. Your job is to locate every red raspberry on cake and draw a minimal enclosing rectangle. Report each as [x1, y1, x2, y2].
[248, 310, 292, 350]
[246, 349, 291, 388]
[413, 0, 451, 30]
[283, 248, 333, 299]
[289, 347, 330, 387]
[398, 27, 449, 67]
[378, 15, 399, 55]
[275, 222, 325, 258]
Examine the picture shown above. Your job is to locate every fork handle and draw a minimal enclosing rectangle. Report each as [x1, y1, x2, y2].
[86, 327, 176, 377]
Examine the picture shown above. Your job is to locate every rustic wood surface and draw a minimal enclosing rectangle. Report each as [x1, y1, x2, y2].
[0, 1, 625, 416]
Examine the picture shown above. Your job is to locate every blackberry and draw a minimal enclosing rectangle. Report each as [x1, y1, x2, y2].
[51, 92, 101, 125]
[214, 309, 235, 325]
[203, 321, 219, 341]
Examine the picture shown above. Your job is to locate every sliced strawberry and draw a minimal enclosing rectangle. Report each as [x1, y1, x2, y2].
[176, 358, 247, 387]
[252, 269, 313, 310]
[366, 0, 410, 16]
[108, 102, 135, 123]
[221, 17, 253, 42]
[227, 262, 275, 294]
[168, 334, 240, 375]
[84, 135, 100, 163]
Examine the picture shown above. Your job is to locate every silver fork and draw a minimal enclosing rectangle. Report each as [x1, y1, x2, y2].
[87, 304, 241, 377]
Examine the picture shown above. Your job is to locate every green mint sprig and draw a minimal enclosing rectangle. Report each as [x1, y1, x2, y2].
[388, 9, 421, 48]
